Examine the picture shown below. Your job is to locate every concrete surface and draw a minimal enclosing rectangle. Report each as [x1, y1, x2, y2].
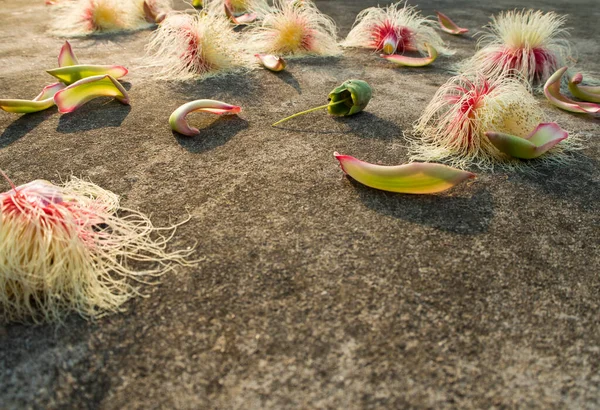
[0, 0, 599, 408]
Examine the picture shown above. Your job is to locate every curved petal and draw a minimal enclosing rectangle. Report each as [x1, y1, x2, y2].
[255, 54, 286, 72]
[568, 73, 600, 103]
[486, 123, 568, 159]
[436, 11, 468, 35]
[58, 41, 79, 67]
[544, 67, 600, 114]
[169, 99, 241, 136]
[33, 82, 66, 101]
[225, 4, 257, 25]
[334, 152, 475, 194]
[0, 98, 56, 114]
[53, 75, 129, 114]
[46, 65, 128, 85]
[380, 43, 438, 67]
[0, 83, 65, 113]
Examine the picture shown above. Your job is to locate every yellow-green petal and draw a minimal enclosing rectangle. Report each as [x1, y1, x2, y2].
[485, 122, 568, 159]
[46, 65, 128, 85]
[544, 67, 600, 114]
[58, 41, 79, 67]
[53, 75, 129, 114]
[0, 82, 65, 113]
[334, 152, 475, 194]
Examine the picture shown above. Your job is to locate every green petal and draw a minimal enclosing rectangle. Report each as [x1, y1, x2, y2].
[485, 123, 568, 159]
[544, 67, 600, 114]
[334, 152, 475, 194]
[46, 65, 128, 85]
[53, 75, 129, 114]
[58, 41, 79, 67]
[0, 82, 65, 113]
[568, 73, 600, 103]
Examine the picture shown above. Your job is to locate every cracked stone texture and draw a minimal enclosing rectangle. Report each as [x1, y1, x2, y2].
[0, 0, 599, 409]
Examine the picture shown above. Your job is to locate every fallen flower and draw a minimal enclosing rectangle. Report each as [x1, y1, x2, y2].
[436, 11, 468, 35]
[411, 74, 548, 168]
[485, 122, 568, 159]
[544, 67, 600, 114]
[53, 74, 129, 113]
[334, 152, 475, 194]
[245, 0, 340, 57]
[47, 64, 128, 85]
[255, 54, 287, 71]
[568, 72, 600, 104]
[145, 12, 249, 80]
[343, 2, 452, 56]
[0, 172, 195, 324]
[460, 9, 570, 87]
[380, 43, 438, 67]
[169, 99, 242, 136]
[273, 79, 372, 126]
[0, 82, 65, 114]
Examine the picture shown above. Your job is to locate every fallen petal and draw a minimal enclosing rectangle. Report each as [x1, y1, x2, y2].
[381, 43, 438, 67]
[436, 11, 468, 35]
[0, 82, 65, 114]
[53, 75, 129, 114]
[486, 122, 568, 159]
[225, 4, 257, 25]
[568, 73, 600, 103]
[47, 65, 128, 85]
[169, 99, 241, 136]
[0, 98, 56, 114]
[334, 152, 475, 194]
[58, 41, 79, 67]
[544, 67, 600, 114]
[255, 54, 287, 72]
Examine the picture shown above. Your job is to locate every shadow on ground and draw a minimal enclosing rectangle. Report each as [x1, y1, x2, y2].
[351, 178, 493, 234]
[57, 101, 131, 133]
[174, 115, 249, 153]
[0, 109, 56, 148]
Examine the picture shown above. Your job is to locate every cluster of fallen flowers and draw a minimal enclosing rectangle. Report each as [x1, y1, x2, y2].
[0, 0, 598, 324]
[0, 41, 129, 114]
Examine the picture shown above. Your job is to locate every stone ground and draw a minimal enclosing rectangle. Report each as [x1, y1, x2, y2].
[0, 0, 599, 408]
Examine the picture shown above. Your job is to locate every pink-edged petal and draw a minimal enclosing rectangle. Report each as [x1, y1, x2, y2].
[568, 73, 600, 103]
[46, 65, 128, 85]
[255, 54, 287, 72]
[58, 41, 79, 67]
[485, 123, 568, 159]
[0, 98, 56, 114]
[0, 83, 66, 114]
[224, 4, 257, 25]
[169, 99, 241, 136]
[436, 11, 468, 35]
[53, 75, 129, 114]
[544, 67, 600, 114]
[381, 43, 438, 67]
[33, 82, 66, 101]
[333, 152, 475, 194]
